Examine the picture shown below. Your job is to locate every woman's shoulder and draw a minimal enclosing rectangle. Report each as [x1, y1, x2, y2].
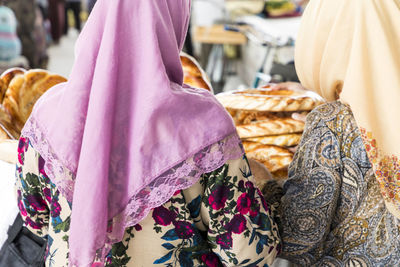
[305, 101, 354, 132]
[309, 101, 352, 121]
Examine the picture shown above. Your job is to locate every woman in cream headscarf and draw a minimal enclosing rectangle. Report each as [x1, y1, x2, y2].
[264, 0, 400, 265]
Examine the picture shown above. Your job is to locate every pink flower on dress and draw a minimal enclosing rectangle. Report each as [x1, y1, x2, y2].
[16, 190, 27, 216]
[249, 207, 259, 218]
[133, 224, 142, 231]
[91, 262, 103, 267]
[18, 199, 27, 217]
[173, 190, 181, 196]
[245, 181, 254, 188]
[226, 214, 247, 234]
[26, 195, 47, 211]
[152, 206, 176, 226]
[38, 156, 48, 178]
[17, 137, 29, 165]
[25, 217, 42, 229]
[201, 253, 220, 266]
[216, 232, 232, 249]
[43, 188, 52, 202]
[237, 192, 252, 215]
[257, 188, 269, 212]
[173, 221, 194, 239]
[208, 185, 230, 210]
[50, 201, 61, 218]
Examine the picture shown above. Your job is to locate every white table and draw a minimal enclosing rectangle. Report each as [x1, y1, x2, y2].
[0, 160, 19, 247]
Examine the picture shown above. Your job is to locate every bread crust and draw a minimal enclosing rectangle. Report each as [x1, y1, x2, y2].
[244, 133, 302, 147]
[0, 68, 67, 138]
[236, 117, 304, 138]
[242, 141, 293, 172]
[180, 53, 212, 92]
[217, 87, 324, 112]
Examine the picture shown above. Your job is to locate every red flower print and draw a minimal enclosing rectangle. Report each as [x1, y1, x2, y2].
[26, 195, 47, 211]
[245, 181, 254, 188]
[38, 156, 48, 178]
[152, 206, 176, 226]
[25, 217, 42, 230]
[257, 188, 269, 212]
[17, 137, 29, 165]
[237, 193, 252, 215]
[226, 214, 247, 234]
[201, 253, 220, 267]
[43, 188, 52, 203]
[173, 221, 194, 239]
[249, 208, 259, 218]
[216, 232, 233, 249]
[134, 224, 142, 231]
[50, 201, 61, 218]
[173, 190, 181, 196]
[18, 200, 27, 217]
[208, 185, 230, 210]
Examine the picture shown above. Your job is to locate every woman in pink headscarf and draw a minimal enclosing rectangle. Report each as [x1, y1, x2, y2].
[14, 0, 280, 266]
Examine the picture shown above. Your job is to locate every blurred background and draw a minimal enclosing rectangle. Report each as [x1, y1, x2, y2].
[0, 0, 309, 93]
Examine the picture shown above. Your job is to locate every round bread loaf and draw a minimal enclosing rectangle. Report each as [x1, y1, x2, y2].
[180, 52, 212, 92]
[0, 68, 67, 137]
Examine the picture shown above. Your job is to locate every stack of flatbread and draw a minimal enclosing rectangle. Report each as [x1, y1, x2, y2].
[180, 52, 213, 93]
[216, 85, 324, 182]
[0, 68, 67, 140]
[0, 68, 67, 163]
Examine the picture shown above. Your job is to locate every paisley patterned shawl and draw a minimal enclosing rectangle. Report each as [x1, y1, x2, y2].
[295, 0, 400, 219]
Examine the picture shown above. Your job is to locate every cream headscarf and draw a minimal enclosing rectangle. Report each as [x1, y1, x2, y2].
[295, 0, 400, 219]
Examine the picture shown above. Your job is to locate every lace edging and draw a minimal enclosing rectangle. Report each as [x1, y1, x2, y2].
[21, 117, 76, 202]
[88, 133, 244, 265]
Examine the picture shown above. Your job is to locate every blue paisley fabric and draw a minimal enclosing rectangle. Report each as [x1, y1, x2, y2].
[265, 101, 400, 266]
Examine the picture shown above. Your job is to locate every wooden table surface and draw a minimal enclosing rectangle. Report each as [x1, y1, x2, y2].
[193, 25, 247, 45]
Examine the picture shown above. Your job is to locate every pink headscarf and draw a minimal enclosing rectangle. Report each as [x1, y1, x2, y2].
[21, 0, 242, 265]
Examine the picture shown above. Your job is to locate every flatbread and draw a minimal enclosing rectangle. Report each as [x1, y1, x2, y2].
[180, 52, 212, 92]
[217, 86, 324, 112]
[243, 141, 293, 172]
[244, 133, 302, 147]
[236, 117, 304, 138]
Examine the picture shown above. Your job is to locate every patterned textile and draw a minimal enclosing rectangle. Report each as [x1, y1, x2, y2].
[265, 101, 400, 266]
[15, 137, 280, 267]
[295, 0, 400, 219]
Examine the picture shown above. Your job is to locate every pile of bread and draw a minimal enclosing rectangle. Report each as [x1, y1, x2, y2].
[0, 68, 66, 141]
[0, 68, 66, 163]
[180, 52, 213, 93]
[216, 85, 324, 185]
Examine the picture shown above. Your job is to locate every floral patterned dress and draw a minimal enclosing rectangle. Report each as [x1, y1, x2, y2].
[264, 102, 400, 266]
[15, 137, 281, 267]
